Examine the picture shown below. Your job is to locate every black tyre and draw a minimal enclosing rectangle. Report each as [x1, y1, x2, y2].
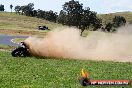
[23, 51, 30, 57]
[11, 47, 25, 57]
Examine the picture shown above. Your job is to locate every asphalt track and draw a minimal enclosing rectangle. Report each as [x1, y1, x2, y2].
[0, 34, 28, 46]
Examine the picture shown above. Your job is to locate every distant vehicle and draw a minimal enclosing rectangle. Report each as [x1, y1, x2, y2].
[38, 26, 50, 30]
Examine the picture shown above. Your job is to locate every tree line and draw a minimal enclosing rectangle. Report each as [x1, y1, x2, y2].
[0, 0, 127, 35]
[14, 3, 57, 22]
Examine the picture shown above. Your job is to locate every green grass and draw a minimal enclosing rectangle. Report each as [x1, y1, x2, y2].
[0, 51, 132, 88]
[12, 38, 26, 44]
[0, 44, 15, 50]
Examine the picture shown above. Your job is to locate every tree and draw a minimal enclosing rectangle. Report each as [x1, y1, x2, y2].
[105, 22, 113, 32]
[45, 10, 58, 22]
[58, 0, 102, 35]
[36, 9, 58, 22]
[79, 7, 91, 34]
[32, 10, 37, 17]
[21, 5, 27, 15]
[104, 16, 126, 32]
[57, 10, 67, 24]
[80, 10, 102, 31]
[37, 9, 45, 18]
[62, 0, 83, 26]
[0, 4, 5, 11]
[21, 3, 34, 16]
[10, 4, 13, 12]
[90, 14, 102, 31]
[14, 5, 21, 14]
[112, 16, 126, 28]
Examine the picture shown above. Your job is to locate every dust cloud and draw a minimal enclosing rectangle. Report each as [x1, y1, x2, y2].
[24, 25, 132, 62]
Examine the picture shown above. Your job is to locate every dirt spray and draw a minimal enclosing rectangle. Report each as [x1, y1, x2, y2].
[24, 25, 132, 62]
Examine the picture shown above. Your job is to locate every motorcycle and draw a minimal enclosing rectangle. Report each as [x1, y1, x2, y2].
[11, 42, 30, 57]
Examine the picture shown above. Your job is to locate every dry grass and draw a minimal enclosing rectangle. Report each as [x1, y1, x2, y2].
[0, 12, 62, 36]
[98, 11, 132, 26]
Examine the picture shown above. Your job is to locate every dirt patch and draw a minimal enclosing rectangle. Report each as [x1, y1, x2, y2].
[0, 49, 10, 52]
[0, 29, 46, 36]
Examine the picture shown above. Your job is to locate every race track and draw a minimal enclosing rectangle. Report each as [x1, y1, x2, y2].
[0, 34, 28, 46]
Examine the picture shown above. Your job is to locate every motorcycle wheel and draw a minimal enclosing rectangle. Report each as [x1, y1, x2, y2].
[11, 47, 25, 57]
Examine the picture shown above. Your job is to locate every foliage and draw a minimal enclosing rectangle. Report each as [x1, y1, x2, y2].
[36, 9, 58, 22]
[62, 0, 83, 27]
[88, 11, 102, 31]
[0, 4, 5, 11]
[14, 5, 21, 14]
[104, 16, 126, 32]
[112, 16, 126, 28]
[36, 9, 45, 18]
[10, 4, 13, 12]
[32, 10, 37, 17]
[44, 10, 58, 22]
[58, 0, 102, 35]
[105, 22, 114, 32]
[21, 3, 34, 16]
[57, 10, 67, 25]
[14, 3, 58, 22]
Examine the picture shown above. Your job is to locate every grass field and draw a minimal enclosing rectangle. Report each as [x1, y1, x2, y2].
[0, 51, 132, 88]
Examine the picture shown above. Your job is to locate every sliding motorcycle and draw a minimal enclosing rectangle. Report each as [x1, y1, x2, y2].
[11, 42, 30, 57]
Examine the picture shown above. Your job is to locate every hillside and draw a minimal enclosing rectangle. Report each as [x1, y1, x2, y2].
[98, 11, 132, 25]
[0, 12, 132, 36]
[0, 12, 62, 36]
